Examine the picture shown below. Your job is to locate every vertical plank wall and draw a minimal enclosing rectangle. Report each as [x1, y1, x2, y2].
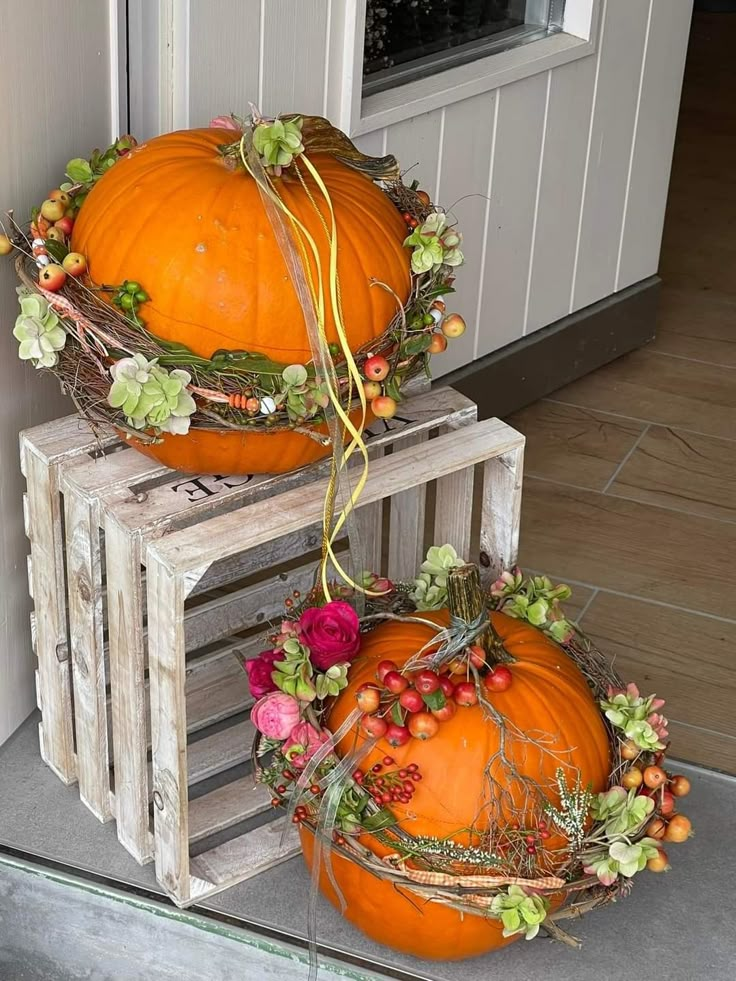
[0, 1, 112, 744]
[179, 0, 693, 379]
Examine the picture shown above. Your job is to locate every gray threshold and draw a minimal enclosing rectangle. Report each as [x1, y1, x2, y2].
[1, 713, 734, 980]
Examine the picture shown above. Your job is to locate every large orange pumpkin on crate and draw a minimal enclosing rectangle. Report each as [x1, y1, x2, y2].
[71, 127, 412, 475]
[300, 605, 611, 960]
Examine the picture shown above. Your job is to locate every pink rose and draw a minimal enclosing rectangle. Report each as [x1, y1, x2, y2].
[209, 114, 241, 131]
[251, 692, 301, 740]
[244, 650, 281, 698]
[282, 722, 330, 769]
[298, 600, 360, 671]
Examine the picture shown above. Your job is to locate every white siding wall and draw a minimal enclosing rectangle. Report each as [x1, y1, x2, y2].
[0, 2, 112, 744]
[173, 0, 693, 377]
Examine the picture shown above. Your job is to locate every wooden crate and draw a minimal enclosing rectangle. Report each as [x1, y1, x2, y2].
[41, 387, 476, 865]
[144, 416, 525, 907]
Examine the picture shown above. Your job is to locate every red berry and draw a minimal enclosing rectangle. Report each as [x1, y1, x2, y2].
[438, 676, 456, 698]
[381, 792, 392, 804]
[454, 681, 478, 706]
[384, 670, 409, 694]
[525, 834, 536, 844]
[271, 798, 280, 807]
[375, 777, 385, 787]
[540, 830, 550, 839]
[310, 784, 321, 795]
[398, 769, 408, 778]
[414, 670, 441, 695]
[403, 781, 414, 794]
[276, 785, 287, 794]
[361, 714, 388, 738]
[292, 815, 302, 824]
[411, 773, 422, 782]
[282, 770, 295, 780]
[468, 645, 487, 669]
[383, 756, 395, 766]
[407, 763, 419, 773]
[399, 688, 425, 713]
[372, 763, 382, 772]
[432, 701, 457, 722]
[407, 216, 419, 229]
[408, 712, 439, 740]
[352, 769, 363, 782]
[376, 660, 398, 683]
[526, 845, 536, 854]
[484, 665, 513, 693]
[356, 683, 381, 714]
[385, 723, 411, 747]
[538, 820, 547, 830]
[364, 355, 390, 382]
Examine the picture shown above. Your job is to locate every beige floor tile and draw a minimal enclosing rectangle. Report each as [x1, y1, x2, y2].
[608, 425, 736, 523]
[505, 402, 644, 491]
[549, 348, 736, 439]
[519, 478, 736, 618]
[579, 592, 736, 739]
[652, 287, 736, 367]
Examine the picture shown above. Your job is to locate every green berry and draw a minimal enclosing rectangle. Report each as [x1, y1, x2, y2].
[120, 293, 136, 310]
[125, 281, 141, 294]
[422, 313, 434, 325]
[134, 290, 148, 303]
[328, 342, 340, 357]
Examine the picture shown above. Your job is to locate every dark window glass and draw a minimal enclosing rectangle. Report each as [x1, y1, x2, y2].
[363, 1, 565, 94]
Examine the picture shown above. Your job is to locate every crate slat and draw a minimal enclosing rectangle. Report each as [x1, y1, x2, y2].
[387, 433, 428, 581]
[188, 823, 300, 902]
[64, 489, 112, 821]
[23, 448, 76, 785]
[188, 779, 273, 845]
[479, 439, 525, 583]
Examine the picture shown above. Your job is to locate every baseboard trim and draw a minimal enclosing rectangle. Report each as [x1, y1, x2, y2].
[440, 276, 660, 418]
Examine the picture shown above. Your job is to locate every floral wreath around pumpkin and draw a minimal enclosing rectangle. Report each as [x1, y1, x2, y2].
[1, 114, 466, 445]
[247, 546, 692, 948]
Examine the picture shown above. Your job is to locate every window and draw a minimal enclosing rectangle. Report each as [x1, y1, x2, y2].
[363, 0, 567, 96]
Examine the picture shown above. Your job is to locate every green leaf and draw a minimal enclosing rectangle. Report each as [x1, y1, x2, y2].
[43, 239, 69, 263]
[384, 374, 402, 402]
[362, 810, 398, 832]
[401, 334, 433, 357]
[391, 701, 405, 727]
[66, 158, 94, 183]
[422, 688, 446, 712]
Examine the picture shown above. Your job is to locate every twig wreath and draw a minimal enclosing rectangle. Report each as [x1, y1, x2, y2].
[247, 549, 692, 957]
[2, 114, 466, 446]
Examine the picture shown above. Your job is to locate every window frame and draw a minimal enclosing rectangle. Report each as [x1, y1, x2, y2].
[325, 0, 601, 138]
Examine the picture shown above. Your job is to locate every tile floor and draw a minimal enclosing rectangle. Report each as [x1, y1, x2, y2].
[507, 11, 736, 775]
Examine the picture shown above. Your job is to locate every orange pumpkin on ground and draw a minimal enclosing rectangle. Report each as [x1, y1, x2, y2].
[72, 128, 411, 474]
[301, 609, 610, 961]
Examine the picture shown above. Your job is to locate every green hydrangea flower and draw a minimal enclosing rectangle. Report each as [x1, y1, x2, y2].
[592, 786, 654, 836]
[490, 885, 549, 940]
[253, 117, 304, 169]
[600, 685, 667, 751]
[410, 544, 465, 611]
[108, 354, 196, 435]
[272, 637, 317, 702]
[14, 292, 66, 368]
[315, 663, 349, 700]
[584, 838, 659, 886]
[404, 213, 464, 275]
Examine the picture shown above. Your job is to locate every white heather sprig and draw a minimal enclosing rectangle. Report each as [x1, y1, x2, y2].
[544, 768, 594, 851]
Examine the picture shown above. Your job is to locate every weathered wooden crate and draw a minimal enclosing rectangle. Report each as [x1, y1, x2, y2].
[21, 387, 476, 864]
[144, 415, 525, 907]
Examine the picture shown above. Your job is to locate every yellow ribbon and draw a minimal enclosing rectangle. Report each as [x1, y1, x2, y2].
[239, 134, 373, 601]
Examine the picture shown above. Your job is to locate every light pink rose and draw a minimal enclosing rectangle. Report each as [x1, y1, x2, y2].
[251, 692, 301, 740]
[282, 721, 330, 769]
[209, 114, 241, 131]
[298, 600, 361, 671]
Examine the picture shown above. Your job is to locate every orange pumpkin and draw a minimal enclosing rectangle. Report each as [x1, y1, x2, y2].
[301, 610, 610, 961]
[72, 128, 411, 474]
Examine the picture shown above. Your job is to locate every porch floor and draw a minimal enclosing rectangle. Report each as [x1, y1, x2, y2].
[1, 714, 734, 980]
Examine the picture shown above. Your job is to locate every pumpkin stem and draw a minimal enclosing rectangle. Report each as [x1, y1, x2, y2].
[446, 564, 515, 666]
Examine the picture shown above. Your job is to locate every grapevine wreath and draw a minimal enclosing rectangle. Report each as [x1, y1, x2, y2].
[247, 548, 693, 961]
[0, 112, 467, 476]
